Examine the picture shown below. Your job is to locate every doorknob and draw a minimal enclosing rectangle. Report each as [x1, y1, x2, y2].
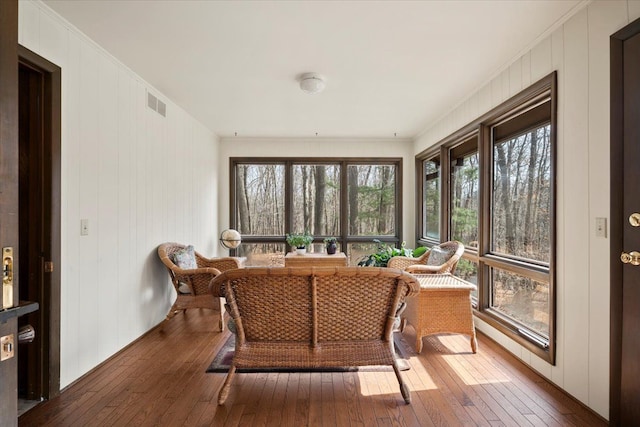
[630, 213, 640, 227]
[621, 251, 640, 265]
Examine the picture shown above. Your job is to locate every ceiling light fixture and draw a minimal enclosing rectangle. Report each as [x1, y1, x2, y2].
[299, 72, 326, 94]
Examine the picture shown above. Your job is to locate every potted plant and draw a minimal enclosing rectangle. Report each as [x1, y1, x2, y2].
[323, 237, 338, 255]
[286, 233, 313, 255]
[357, 239, 414, 267]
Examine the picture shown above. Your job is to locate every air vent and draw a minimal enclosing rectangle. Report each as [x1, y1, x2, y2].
[147, 92, 157, 110]
[157, 100, 166, 117]
[146, 90, 166, 118]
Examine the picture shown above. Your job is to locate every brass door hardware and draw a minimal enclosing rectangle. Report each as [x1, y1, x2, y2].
[629, 213, 640, 227]
[621, 251, 640, 266]
[1, 334, 14, 361]
[2, 247, 13, 310]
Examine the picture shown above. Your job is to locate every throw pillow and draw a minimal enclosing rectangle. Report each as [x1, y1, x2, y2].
[426, 245, 456, 266]
[172, 245, 197, 269]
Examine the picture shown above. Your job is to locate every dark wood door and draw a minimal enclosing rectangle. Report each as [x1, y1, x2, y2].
[611, 18, 640, 426]
[16, 46, 62, 404]
[18, 61, 46, 402]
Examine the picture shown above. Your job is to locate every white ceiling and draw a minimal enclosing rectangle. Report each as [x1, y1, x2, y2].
[43, 0, 583, 139]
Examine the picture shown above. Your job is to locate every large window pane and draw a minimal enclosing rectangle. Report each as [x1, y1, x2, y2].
[423, 159, 440, 240]
[347, 164, 396, 236]
[454, 258, 478, 300]
[490, 268, 549, 338]
[492, 124, 551, 264]
[347, 242, 379, 267]
[232, 158, 401, 269]
[235, 164, 285, 235]
[450, 152, 479, 248]
[236, 243, 286, 267]
[292, 164, 340, 236]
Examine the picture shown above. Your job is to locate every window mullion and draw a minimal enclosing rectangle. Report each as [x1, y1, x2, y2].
[478, 124, 491, 312]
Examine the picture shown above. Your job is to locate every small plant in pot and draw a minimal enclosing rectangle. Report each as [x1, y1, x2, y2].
[286, 233, 313, 255]
[323, 237, 338, 255]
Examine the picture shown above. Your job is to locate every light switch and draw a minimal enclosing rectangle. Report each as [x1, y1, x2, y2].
[81, 219, 89, 236]
[595, 217, 607, 238]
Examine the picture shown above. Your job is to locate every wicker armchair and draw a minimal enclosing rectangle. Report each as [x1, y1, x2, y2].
[210, 267, 420, 405]
[157, 242, 244, 331]
[387, 241, 465, 274]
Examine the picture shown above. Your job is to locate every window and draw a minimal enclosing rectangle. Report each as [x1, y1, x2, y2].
[416, 72, 556, 363]
[292, 164, 340, 236]
[487, 98, 553, 346]
[235, 163, 285, 236]
[421, 156, 440, 241]
[231, 158, 401, 266]
[347, 164, 396, 236]
[450, 136, 479, 250]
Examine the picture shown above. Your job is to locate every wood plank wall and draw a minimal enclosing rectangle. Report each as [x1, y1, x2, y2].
[414, 1, 640, 419]
[18, 0, 220, 390]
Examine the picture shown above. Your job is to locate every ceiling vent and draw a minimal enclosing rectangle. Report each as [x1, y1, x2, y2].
[147, 90, 166, 117]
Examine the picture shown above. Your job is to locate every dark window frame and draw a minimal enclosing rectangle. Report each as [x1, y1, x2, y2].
[230, 157, 403, 258]
[416, 72, 557, 363]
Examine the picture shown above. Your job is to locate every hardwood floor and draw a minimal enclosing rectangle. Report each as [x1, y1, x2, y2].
[18, 310, 606, 426]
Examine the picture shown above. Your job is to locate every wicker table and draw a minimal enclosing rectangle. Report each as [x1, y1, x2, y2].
[404, 273, 477, 353]
[284, 252, 347, 268]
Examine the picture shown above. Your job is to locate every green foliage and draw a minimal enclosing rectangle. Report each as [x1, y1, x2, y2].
[286, 232, 313, 248]
[412, 246, 427, 257]
[357, 240, 413, 267]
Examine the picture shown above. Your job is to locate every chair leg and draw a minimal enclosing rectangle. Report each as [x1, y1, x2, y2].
[218, 297, 226, 332]
[470, 333, 477, 353]
[218, 316, 225, 332]
[392, 361, 411, 404]
[165, 302, 180, 320]
[218, 365, 236, 405]
[399, 318, 407, 333]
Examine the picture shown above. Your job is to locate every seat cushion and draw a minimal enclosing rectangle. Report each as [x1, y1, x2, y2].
[426, 245, 456, 266]
[172, 245, 197, 269]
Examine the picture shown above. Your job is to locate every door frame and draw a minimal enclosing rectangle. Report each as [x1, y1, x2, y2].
[610, 17, 640, 426]
[0, 0, 20, 424]
[17, 45, 61, 400]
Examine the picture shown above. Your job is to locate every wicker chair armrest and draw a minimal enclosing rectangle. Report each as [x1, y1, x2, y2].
[173, 266, 221, 277]
[401, 277, 421, 297]
[387, 251, 430, 270]
[199, 257, 244, 271]
[209, 275, 227, 298]
[404, 264, 443, 274]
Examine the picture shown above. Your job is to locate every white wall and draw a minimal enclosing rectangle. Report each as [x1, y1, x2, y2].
[217, 137, 416, 249]
[19, 0, 220, 388]
[414, 0, 640, 419]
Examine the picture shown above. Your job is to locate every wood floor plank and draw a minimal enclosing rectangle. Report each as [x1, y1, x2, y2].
[18, 310, 607, 427]
[280, 372, 300, 426]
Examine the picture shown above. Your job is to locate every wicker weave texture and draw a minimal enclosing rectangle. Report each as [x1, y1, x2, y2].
[233, 275, 313, 342]
[210, 267, 419, 404]
[406, 273, 477, 354]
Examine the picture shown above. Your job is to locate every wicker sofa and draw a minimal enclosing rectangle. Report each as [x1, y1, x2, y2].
[209, 266, 420, 405]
